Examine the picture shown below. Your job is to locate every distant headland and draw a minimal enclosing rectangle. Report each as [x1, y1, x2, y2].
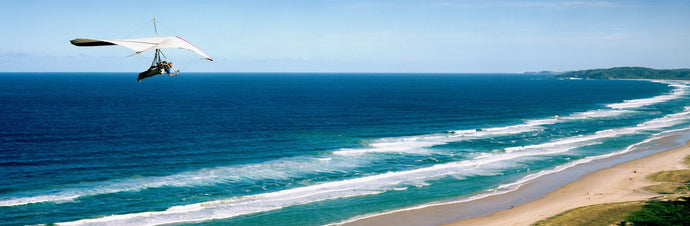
[555, 67, 690, 80]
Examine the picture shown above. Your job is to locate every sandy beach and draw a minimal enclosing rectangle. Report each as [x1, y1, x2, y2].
[344, 140, 689, 226]
[449, 141, 689, 225]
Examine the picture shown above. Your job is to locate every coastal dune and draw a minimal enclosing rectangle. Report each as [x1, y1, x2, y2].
[450, 141, 689, 225]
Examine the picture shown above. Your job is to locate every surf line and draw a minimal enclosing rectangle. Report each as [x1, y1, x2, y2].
[0, 107, 628, 208]
[2, 81, 686, 208]
[334, 116, 690, 225]
[334, 80, 687, 156]
[56, 106, 690, 226]
[332, 108, 639, 156]
[0, 107, 632, 208]
[607, 81, 687, 109]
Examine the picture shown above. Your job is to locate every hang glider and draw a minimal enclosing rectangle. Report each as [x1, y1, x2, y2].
[70, 19, 212, 82]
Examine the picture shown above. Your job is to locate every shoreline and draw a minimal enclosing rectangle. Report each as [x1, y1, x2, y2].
[343, 135, 690, 226]
[450, 140, 689, 226]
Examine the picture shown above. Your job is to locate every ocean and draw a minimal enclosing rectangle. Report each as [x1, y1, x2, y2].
[1, 73, 689, 225]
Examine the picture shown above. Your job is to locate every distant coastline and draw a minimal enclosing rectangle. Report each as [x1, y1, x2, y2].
[556, 67, 690, 80]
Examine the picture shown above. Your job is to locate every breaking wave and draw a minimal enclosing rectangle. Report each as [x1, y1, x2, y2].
[2, 81, 686, 209]
[57, 105, 690, 225]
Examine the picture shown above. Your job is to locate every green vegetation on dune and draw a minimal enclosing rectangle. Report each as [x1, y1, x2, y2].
[625, 197, 690, 225]
[647, 169, 690, 183]
[636, 167, 690, 226]
[645, 182, 689, 194]
[534, 202, 645, 226]
[627, 159, 690, 225]
[534, 156, 690, 225]
[558, 67, 690, 80]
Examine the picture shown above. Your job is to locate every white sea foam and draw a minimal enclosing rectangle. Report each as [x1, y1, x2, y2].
[55, 154, 533, 225]
[56, 106, 690, 225]
[506, 107, 690, 153]
[607, 82, 688, 109]
[3, 83, 680, 208]
[0, 195, 80, 207]
[0, 155, 368, 207]
[333, 108, 634, 156]
[334, 122, 690, 226]
[57, 141, 595, 225]
[332, 136, 445, 156]
[564, 109, 633, 119]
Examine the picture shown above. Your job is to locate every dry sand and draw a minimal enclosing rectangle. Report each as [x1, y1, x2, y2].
[448, 142, 689, 226]
[343, 141, 689, 226]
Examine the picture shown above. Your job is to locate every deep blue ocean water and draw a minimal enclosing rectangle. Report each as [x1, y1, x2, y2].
[1, 73, 689, 225]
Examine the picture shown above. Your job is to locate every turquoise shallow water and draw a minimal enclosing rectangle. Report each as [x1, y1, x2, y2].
[1, 73, 689, 225]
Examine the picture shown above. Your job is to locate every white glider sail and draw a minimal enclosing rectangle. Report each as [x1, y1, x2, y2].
[70, 19, 213, 82]
[70, 36, 213, 61]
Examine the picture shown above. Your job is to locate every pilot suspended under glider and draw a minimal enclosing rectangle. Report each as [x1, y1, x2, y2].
[70, 19, 213, 82]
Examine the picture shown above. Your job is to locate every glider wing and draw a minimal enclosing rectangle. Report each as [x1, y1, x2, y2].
[70, 36, 213, 61]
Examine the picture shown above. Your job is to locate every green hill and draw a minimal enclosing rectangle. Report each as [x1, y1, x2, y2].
[558, 67, 690, 80]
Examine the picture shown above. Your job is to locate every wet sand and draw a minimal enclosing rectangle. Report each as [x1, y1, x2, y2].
[449, 141, 688, 225]
[344, 140, 689, 226]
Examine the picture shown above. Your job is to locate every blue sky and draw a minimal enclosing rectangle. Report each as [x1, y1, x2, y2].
[1, 0, 689, 73]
